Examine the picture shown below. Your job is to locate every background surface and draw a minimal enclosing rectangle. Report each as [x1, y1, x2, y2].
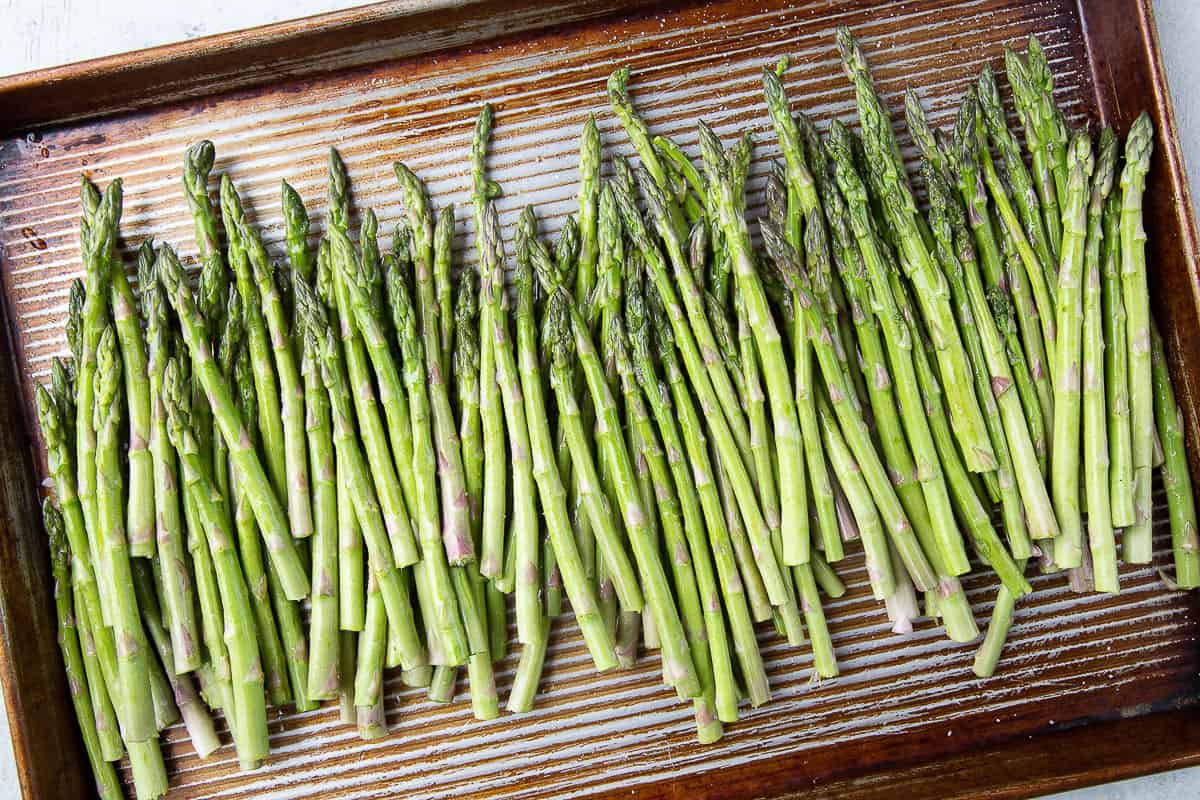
[0, 0, 1196, 797]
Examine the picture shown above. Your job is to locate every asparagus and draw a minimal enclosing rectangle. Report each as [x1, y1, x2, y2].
[233, 190, 313, 542]
[838, 29, 995, 475]
[532, 235, 700, 698]
[470, 107, 509, 582]
[1152, 325, 1200, 588]
[230, 346, 292, 706]
[615, 155, 757, 495]
[386, 256, 470, 666]
[1051, 131, 1095, 571]
[619, 169, 788, 605]
[627, 266, 741, 718]
[45, 502, 124, 799]
[1082, 128, 1120, 592]
[1026, 37, 1070, 213]
[298, 277, 425, 670]
[76, 184, 116, 625]
[1100, 189, 1135, 528]
[824, 123, 954, 586]
[1120, 113, 1156, 564]
[81, 179, 155, 561]
[354, 573, 388, 735]
[698, 124, 809, 573]
[164, 357, 270, 767]
[434, 205, 455, 374]
[303, 286, 340, 698]
[965, 88, 1058, 362]
[978, 64, 1056, 294]
[130, 559, 220, 757]
[93, 327, 158, 743]
[395, 165, 475, 566]
[73, 578, 124, 763]
[1006, 48, 1063, 262]
[927, 163, 1053, 554]
[948, 90, 1055, 432]
[478, 203, 542, 646]
[156, 245, 310, 600]
[219, 177, 288, 506]
[138, 247, 202, 673]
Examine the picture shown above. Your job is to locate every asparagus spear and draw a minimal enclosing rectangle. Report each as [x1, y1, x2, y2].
[978, 64, 1056, 293]
[619, 157, 757, 492]
[233, 192, 313, 543]
[165, 356, 270, 767]
[1082, 128, 1120, 592]
[948, 90, 1055, 432]
[926, 163, 1044, 557]
[395, 165, 476, 567]
[80, 178, 155, 561]
[156, 245, 310, 599]
[385, 255, 470, 666]
[1120, 113, 1156, 564]
[644, 284, 770, 708]
[230, 345, 292, 706]
[297, 277, 425, 669]
[510, 216, 618, 672]
[965, 87, 1058, 362]
[130, 559, 219, 757]
[1026, 37, 1070, 213]
[75, 185, 116, 626]
[838, 28, 995, 475]
[698, 124, 810, 574]
[45, 502, 124, 799]
[620, 168, 787, 605]
[824, 123, 955, 586]
[1051, 131, 1096, 571]
[1100, 188, 1135, 527]
[219, 177, 288, 501]
[1006, 48, 1063, 262]
[1152, 325, 1200, 588]
[532, 235, 700, 698]
[138, 247, 202, 673]
[93, 326, 158, 743]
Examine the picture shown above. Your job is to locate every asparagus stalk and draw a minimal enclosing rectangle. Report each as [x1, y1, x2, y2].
[327, 154, 421, 571]
[233, 194, 313, 542]
[230, 347, 293, 706]
[620, 168, 788, 605]
[45, 502, 124, 800]
[470, 107, 509, 582]
[395, 164, 475, 566]
[1082, 128, 1120, 592]
[531, 235, 700, 698]
[298, 278, 426, 669]
[1026, 37, 1070, 213]
[698, 123, 809, 576]
[81, 179, 155, 561]
[76, 184, 117, 626]
[138, 246, 202, 673]
[1120, 113, 1156, 564]
[219, 177, 288, 502]
[304, 291, 341, 699]
[156, 245, 310, 600]
[1152, 325, 1200, 588]
[838, 28, 995, 476]
[477, 201, 542, 645]
[1101, 187, 1135, 527]
[385, 256, 470, 666]
[93, 326, 158, 743]
[164, 357, 270, 768]
[313, 239, 366, 633]
[1051, 131, 1096, 571]
[130, 559, 220, 757]
[1006, 48, 1063, 262]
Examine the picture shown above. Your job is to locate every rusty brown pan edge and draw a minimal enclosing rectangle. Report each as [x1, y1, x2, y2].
[0, 0, 653, 134]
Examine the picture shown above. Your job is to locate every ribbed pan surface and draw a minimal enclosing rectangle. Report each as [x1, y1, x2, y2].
[0, 0, 1195, 798]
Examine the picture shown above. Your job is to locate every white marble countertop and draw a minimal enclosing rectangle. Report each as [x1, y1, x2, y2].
[0, 0, 1197, 797]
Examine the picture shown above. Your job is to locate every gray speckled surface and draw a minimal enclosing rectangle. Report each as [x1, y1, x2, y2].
[0, 0, 1194, 797]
